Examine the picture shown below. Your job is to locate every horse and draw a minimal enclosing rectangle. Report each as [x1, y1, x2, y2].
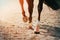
[19, 0, 60, 34]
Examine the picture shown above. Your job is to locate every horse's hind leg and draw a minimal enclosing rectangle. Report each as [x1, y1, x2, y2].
[19, 0, 28, 22]
[34, 0, 44, 34]
[26, 0, 34, 30]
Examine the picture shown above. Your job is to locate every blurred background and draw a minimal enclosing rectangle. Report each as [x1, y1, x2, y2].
[0, 0, 60, 27]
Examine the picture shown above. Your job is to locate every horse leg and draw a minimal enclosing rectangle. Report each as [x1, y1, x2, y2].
[26, 0, 34, 30]
[19, 0, 28, 22]
[34, 0, 44, 34]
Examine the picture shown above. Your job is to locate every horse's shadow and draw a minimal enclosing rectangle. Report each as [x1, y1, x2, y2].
[40, 24, 60, 40]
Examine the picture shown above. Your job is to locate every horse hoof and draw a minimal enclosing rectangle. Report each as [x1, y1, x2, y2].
[28, 26, 34, 30]
[23, 16, 28, 22]
[34, 31, 40, 34]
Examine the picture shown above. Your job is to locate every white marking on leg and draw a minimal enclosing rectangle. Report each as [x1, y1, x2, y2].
[34, 21, 40, 32]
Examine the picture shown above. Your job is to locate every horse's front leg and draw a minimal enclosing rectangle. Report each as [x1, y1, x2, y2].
[26, 0, 34, 30]
[34, 0, 44, 34]
[19, 0, 28, 22]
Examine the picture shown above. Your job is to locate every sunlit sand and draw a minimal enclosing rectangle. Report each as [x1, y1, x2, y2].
[0, 0, 60, 40]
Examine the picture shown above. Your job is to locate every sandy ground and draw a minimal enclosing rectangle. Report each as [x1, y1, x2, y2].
[0, 0, 60, 40]
[0, 20, 60, 40]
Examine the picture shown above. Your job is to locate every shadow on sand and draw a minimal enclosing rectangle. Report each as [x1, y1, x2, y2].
[40, 25, 60, 40]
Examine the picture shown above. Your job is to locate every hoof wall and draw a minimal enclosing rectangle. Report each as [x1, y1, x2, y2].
[28, 27, 34, 30]
[34, 32, 40, 34]
[23, 16, 28, 22]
